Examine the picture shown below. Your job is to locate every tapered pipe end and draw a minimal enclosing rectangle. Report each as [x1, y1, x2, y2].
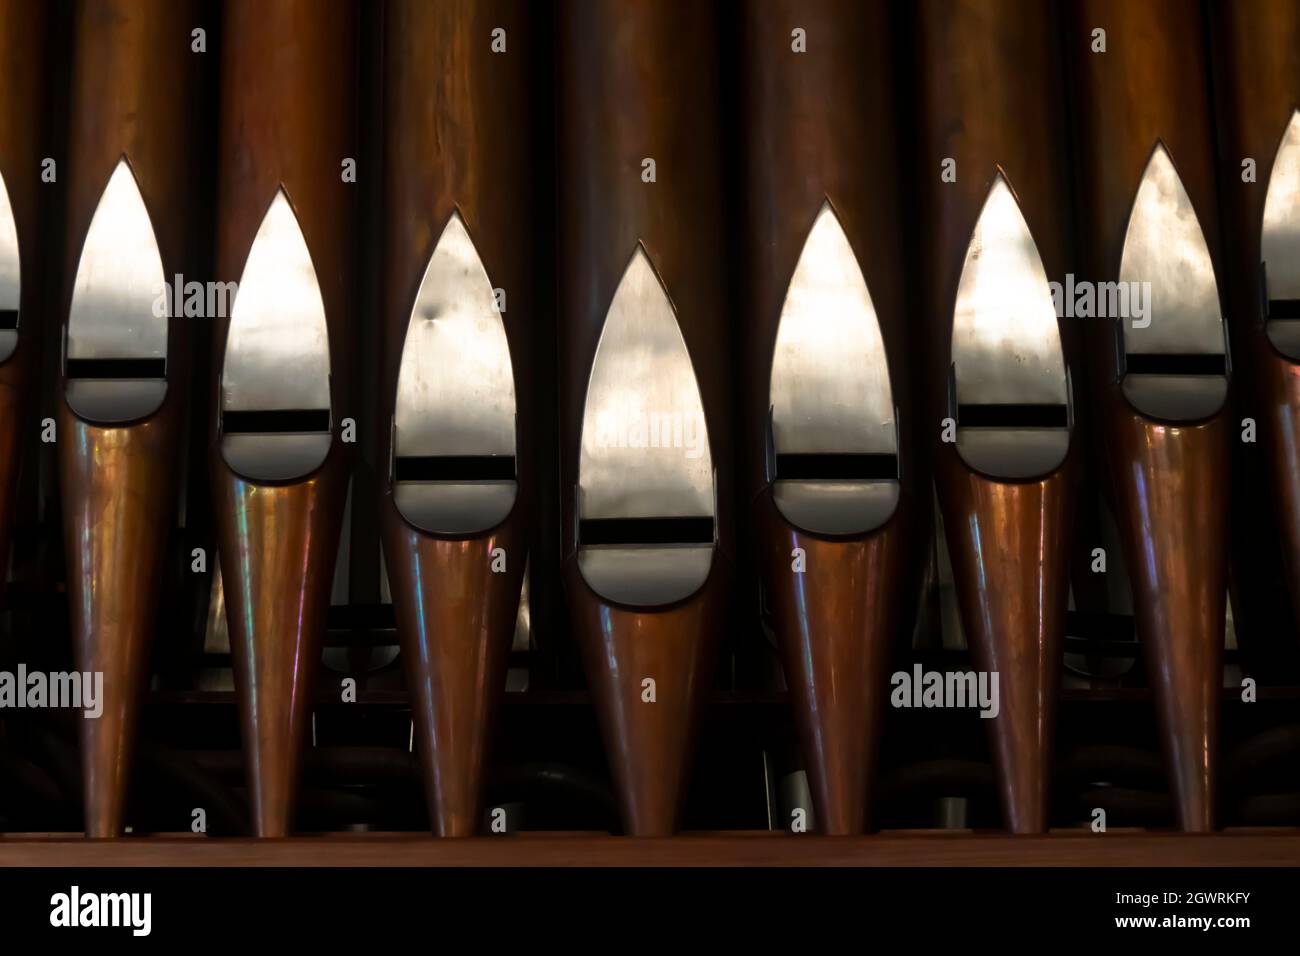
[59, 406, 178, 839]
[757, 494, 901, 835]
[382, 510, 524, 838]
[565, 559, 726, 836]
[214, 465, 345, 837]
[1108, 408, 1227, 832]
[938, 461, 1071, 835]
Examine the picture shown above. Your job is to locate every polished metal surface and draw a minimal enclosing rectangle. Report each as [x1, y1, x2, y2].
[577, 245, 715, 606]
[64, 158, 168, 423]
[220, 188, 332, 481]
[1119, 143, 1228, 420]
[1264, 110, 1300, 357]
[60, 408, 179, 837]
[951, 172, 1069, 479]
[0, 166, 19, 362]
[769, 202, 898, 534]
[392, 211, 517, 534]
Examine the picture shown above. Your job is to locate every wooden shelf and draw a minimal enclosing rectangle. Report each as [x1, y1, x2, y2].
[3, 828, 1299, 867]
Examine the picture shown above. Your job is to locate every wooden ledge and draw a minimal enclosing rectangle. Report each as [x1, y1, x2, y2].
[2, 828, 1299, 866]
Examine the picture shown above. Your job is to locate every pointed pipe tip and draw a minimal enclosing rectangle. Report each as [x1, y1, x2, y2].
[214, 463, 346, 838]
[383, 510, 524, 840]
[937, 455, 1072, 836]
[757, 493, 900, 836]
[565, 558, 727, 838]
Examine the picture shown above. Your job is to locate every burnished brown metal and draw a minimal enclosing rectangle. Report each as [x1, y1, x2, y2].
[380, 0, 534, 837]
[737, 0, 912, 834]
[1210, 0, 1300, 652]
[563, 561, 727, 836]
[212, 0, 357, 837]
[557, 0, 732, 836]
[914, 0, 1077, 833]
[755, 495, 904, 834]
[0, 0, 48, 582]
[1068, 0, 1229, 831]
[938, 464, 1074, 833]
[58, 0, 200, 838]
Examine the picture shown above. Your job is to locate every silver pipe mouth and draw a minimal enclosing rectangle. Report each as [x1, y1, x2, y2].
[390, 211, 518, 535]
[1117, 143, 1228, 422]
[1263, 110, 1300, 360]
[219, 188, 332, 481]
[950, 172, 1071, 479]
[64, 158, 169, 424]
[768, 202, 900, 534]
[576, 244, 716, 606]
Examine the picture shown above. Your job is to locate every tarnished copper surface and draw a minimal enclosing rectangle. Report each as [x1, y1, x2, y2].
[59, 411, 177, 838]
[914, 0, 1077, 833]
[0, 0, 48, 579]
[1068, 0, 1230, 831]
[1211, 0, 1300, 652]
[738, 0, 913, 834]
[211, 472, 346, 837]
[59, 0, 200, 838]
[564, 559, 728, 836]
[755, 493, 903, 834]
[557, 0, 732, 835]
[379, 0, 535, 836]
[212, 0, 357, 836]
[937, 458, 1074, 833]
[381, 518, 524, 837]
[1108, 409, 1228, 831]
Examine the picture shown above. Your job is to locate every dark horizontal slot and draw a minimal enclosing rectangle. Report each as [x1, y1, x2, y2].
[957, 403, 1068, 428]
[0, 309, 17, 330]
[1269, 299, 1300, 321]
[1124, 352, 1226, 376]
[222, 408, 330, 433]
[579, 515, 714, 546]
[775, 452, 897, 481]
[395, 455, 515, 482]
[66, 357, 165, 379]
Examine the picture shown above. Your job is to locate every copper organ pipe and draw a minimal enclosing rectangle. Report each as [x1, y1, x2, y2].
[1210, 0, 1300, 657]
[58, 0, 203, 838]
[211, 0, 359, 837]
[737, 0, 914, 835]
[557, 0, 733, 836]
[0, 0, 48, 599]
[913, 0, 1078, 833]
[1068, 0, 1231, 831]
[379, 0, 534, 837]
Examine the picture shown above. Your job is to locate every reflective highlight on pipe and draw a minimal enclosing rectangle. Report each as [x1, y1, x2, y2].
[951, 172, 1069, 479]
[392, 211, 517, 534]
[576, 246, 714, 606]
[221, 188, 332, 482]
[1118, 143, 1227, 421]
[1264, 111, 1300, 358]
[0, 166, 19, 363]
[65, 158, 168, 423]
[769, 202, 898, 535]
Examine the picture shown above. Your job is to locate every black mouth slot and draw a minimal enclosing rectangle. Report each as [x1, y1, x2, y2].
[0, 309, 17, 330]
[1124, 352, 1227, 376]
[1269, 298, 1300, 321]
[775, 452, 898, 480]
[579, 515, 714, 547]
[222, 408, 331, 433]
[957, 403, 1068, 428]
[395, 455, 516, 482]
[66, 357, 166, 379]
